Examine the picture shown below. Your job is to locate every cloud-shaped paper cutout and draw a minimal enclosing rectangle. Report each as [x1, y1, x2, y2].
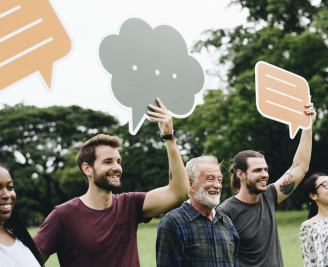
[99, 18, 204, 135]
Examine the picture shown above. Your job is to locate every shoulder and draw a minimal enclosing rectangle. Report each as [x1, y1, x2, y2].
[261, 184, 277, 202]
[301, 219, 313, 228]
[217, 209, 234, 226]
[114, 193, 147, 218]
[161, 205, 185, 221]
[115, 192, 147, 201]
[266, 184, 277, 195]
[219, 196, 239, 212]
[158, 205, 186, 227]
[300, 216, 323, 228]
[52, 198, 80, 214]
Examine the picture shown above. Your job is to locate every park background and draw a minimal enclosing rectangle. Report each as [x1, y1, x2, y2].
[1, 0, 328, 266]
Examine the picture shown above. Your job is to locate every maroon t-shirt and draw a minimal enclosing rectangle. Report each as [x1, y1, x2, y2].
[34, 193, 149, 267]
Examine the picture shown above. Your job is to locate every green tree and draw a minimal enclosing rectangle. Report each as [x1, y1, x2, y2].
[189, 0, 328, 208]
[0, 104, 183, 224]
[0, 104, 119, 224]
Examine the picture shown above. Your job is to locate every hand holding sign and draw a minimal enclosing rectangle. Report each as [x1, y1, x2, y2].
[99, 18, 204, 135]
[0, 0, 71, 91]
[255, 61, 312, 139]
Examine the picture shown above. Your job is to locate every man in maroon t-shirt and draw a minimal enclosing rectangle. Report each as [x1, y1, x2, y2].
[34, 98, 189, 267]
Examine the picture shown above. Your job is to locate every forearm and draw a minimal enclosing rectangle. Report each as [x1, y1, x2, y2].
[293, 127, 312, 175]
[275, 127, 313, 202]
[165, 139, 189, 201]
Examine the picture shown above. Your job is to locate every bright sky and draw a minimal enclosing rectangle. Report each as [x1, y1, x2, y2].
[0, 0, 248, 124]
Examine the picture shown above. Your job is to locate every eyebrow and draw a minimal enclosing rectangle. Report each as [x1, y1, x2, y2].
[103, 157, 121, 161]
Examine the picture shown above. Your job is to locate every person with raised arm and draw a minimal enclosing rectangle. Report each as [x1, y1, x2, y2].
[34, 98, 189, 267]
[218, 102, 316, 267]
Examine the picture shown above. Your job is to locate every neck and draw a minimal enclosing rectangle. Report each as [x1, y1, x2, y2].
[190, 199, 214, 221]
[0, 225, 5, 233]
[316, 205, 328, 220]
[80, 185, 113, 210]
[236, 188, 260, 203]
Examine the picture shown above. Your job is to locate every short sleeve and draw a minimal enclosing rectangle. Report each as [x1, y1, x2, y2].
[126, 192, 150, 224]
[265, 184, 278, 205]
[33, 207, 63, 254]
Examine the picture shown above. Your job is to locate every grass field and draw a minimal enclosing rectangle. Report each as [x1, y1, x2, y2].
[29, 210, 307, 267]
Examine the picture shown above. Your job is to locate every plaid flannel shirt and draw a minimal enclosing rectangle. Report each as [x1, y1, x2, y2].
[156, 202, 239, 267]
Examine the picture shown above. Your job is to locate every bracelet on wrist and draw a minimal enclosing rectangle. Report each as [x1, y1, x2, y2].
[160, 130, 174, 140]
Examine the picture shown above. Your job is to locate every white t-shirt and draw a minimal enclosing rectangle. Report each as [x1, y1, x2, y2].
[0, 238, 40, 267]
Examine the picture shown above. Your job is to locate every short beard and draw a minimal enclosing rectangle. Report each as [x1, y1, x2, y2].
[194, 183, 221, 209]
[245, 175, 266, 194]
[93, 169, 121, 191]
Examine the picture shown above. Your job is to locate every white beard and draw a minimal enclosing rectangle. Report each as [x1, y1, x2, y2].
[194, 184, 221, 209]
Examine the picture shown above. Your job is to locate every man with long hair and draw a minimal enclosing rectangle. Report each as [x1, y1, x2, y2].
[218, 102, 316, 266]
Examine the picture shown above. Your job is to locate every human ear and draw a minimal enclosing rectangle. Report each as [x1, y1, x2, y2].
[81, 162, 92, 178]
[309, 192, 318, 201]
[189, 178, 195, 187]
[236, 169, 245, 180]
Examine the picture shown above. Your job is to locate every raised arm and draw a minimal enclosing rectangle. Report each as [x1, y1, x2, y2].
[274, 102, 316, 204]
[142, 98, 189, 218]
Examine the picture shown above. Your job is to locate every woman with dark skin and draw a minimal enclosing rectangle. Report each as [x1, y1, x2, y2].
[0, 163, 43, 266]
[299, 173, 328, 267]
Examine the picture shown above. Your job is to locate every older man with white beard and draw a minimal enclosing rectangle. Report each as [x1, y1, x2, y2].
[156, 156, 240, 267]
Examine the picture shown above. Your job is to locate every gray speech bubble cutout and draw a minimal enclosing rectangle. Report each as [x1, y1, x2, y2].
[99, 18, 204, 135]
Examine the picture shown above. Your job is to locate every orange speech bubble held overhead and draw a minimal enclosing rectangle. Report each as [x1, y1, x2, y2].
[0, 0, 71, 91]
[255, 61, 311, 139]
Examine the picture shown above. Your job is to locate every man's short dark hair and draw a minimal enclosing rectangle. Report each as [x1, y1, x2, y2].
[76, 134, 122, 178]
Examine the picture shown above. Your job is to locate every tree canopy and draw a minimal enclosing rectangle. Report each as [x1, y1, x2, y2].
[0, 104, 175, 225]
[1, 1, 327, 225]
[188, 0, 328, 208]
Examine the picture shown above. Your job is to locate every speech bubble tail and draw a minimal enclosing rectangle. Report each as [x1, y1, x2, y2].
[39, 64, 54, 90]
[129, 110, 147, 135]
[289, 124, 300, 139]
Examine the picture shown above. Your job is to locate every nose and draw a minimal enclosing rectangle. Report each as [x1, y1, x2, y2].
[112, 162, 122, 172]
[261, 169, 269, 178]
[0, 188, 11, 199]
[213, 178, 222, 189]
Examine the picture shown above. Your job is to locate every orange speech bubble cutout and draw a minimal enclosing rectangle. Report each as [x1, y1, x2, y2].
[255, 61, 311, 139]
[0, 0, 71, 90]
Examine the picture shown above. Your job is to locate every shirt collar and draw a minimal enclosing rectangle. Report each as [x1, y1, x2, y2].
[183, 200, 222, 222]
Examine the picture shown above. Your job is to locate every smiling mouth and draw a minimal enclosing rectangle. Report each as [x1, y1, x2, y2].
[107, 175, 121, 181]
[0, 204, 13, 212]
[257, 180, 267, 186]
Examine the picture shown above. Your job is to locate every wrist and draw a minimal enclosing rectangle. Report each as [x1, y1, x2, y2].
[160, 129, 174, 140]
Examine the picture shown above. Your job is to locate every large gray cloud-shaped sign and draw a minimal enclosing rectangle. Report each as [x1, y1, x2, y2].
[99, 18, 204, 135]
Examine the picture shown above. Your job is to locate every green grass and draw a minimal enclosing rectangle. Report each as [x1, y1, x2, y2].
[29, 210, 307, 267]
[277, 210, 308, 267]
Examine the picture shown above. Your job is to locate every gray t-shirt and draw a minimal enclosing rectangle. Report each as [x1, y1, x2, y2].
[218, 184, 284, 267]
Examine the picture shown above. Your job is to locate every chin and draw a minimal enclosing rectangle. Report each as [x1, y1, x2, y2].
[258, 187, 267, 192]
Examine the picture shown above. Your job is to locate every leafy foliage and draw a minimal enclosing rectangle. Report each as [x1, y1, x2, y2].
[190, 0, 328, 208]
[0, 104, 118, 224]
[0, 105, 176, 225]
